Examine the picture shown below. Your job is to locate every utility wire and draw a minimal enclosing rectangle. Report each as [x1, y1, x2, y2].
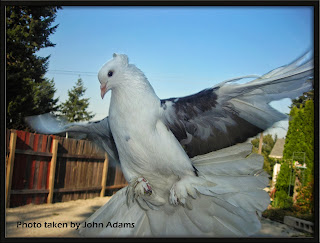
[49, 69, 97, 74]
[47, 70, 98, 76]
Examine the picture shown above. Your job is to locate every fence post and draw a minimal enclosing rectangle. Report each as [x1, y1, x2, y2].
[47, 139, 59, 204]
[258, 132, 263, 154]
[100, 153, 109, 197]
[6, 131, 17, 208]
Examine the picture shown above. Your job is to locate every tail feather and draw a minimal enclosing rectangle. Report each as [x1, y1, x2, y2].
[78, 143, 270, 237]
[78, 187, 152, 237]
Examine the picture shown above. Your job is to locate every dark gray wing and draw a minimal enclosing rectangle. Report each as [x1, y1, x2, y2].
[161, 52, 313, 158]
[25, 113, 119, 162]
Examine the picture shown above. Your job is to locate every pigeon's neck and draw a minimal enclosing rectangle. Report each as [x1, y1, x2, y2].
[109, 75, 160, 121]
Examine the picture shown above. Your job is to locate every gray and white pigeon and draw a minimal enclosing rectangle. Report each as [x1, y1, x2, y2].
[25, 52, 313, 237]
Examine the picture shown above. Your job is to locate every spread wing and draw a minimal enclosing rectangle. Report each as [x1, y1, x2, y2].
[25, 113, 119, 162]
[161, 52, 313, 158]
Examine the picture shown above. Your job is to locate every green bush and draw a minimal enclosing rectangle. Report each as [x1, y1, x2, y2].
[273, 190, 293, 209]
[263, 208, 314, 223]
[294, 179, 314, 214]
[263, 208, 291, 222]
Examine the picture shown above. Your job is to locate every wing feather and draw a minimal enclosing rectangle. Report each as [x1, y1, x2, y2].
[161, 52, 313, 158]
[25, 113, 119, 162]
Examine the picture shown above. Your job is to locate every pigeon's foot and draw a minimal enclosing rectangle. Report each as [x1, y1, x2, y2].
[134, 177, 153, 197]
[126, 177, 166, 208]
[169, 176, 199, 209]
[126, 177, 152, 206]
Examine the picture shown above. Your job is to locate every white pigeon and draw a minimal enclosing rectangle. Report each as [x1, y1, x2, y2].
[25, 52, 313, 237]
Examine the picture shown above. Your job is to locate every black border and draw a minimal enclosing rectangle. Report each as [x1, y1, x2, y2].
[1, 0, 320, 6]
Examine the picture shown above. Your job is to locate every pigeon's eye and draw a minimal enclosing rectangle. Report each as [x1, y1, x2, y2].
[108, 71, 113, 77]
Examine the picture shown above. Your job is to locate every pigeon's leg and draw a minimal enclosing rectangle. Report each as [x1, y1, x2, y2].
[169, 175, 211, 207]
[133, 177, 153, 197]
[126, 177, 153, 207]
[126, 177, 167, 208]
[170, 176, 196, 206]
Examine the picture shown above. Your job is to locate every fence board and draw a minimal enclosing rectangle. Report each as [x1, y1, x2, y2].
[12, 131, 28, 206]
[38, 135, 46, 203]
[35, 134, 43, 205]
[72, 140, 83, 200]
[31, 133, 39, 204]
[75, 139, 82, 200]
[87, 158, 94, 193]
[100, 154, 109, 197]
[48, 139, 58, 204]
[62, 139, 71, 202]
[6, 131, 17, 207]
[75, 139, 83, 200]
[70, 139, 78, 201]
[69, 139, 76, 201]
[6, 130, 11, 164]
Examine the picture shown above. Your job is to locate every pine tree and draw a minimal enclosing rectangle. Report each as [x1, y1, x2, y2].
[60, 78, 95, 122]
[33, 78, 59, 114]
[6, 6, 61, 129]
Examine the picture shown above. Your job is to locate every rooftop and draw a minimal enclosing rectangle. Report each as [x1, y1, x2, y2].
[269, 138, 286, 159]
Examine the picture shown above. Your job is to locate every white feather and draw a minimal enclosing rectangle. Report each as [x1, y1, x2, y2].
[79, 144, 270, 237]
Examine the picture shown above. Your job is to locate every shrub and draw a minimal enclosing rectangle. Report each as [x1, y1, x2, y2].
[294, 179, 314, 214]
[273, 190, 293, 209]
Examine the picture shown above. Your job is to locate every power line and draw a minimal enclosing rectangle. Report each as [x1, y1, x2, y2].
[49, 69, 97, 74]
[47, 69, 98, 76]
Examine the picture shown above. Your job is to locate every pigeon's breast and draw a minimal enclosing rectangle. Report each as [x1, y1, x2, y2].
[108, 107, 158, 171]
[108, 91, 194, 178]
[109, 109, 194, 179]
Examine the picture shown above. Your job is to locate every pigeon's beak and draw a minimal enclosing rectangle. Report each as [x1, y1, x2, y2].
[100, 83, 107, 99]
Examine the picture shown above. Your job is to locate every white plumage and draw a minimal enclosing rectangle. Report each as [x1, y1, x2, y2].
[25, 52, 313, 237]
[79, 143, 270, 237]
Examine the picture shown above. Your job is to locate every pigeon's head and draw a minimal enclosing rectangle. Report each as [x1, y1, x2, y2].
[98, 53, 129, 99]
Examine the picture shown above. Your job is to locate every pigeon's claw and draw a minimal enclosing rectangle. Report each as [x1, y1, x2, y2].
[126, 177, 166, 208]
[169, 186, 179, 205]
[169, 180, 189, 206]
[134, 177, 152, 198]
[169, 176, 204, 209]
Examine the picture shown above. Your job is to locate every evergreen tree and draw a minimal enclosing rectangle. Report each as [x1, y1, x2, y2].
[283, 100, 314, 180]
[275, 161, 292, 193]
[33, 78, 59, 114]
[251, 134, 276, 175]
[273, 160, 295, 208]
[6, 6, 61, 129]
[278, 99, 314, 213]
[60, 78, 95, 122]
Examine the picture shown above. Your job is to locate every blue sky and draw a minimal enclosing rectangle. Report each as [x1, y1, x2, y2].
[37, 6, 314, 139]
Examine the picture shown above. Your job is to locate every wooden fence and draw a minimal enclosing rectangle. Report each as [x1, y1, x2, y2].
[5, 129, 127, 208]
